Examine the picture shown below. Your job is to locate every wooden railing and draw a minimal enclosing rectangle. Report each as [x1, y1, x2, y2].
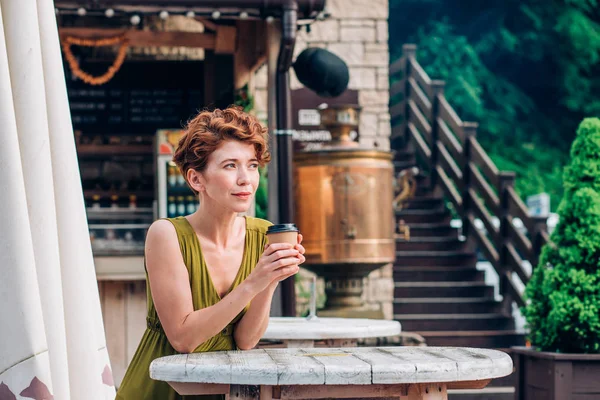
[389, 44, 551, 310]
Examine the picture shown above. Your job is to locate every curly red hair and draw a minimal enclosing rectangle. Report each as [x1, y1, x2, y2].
[173, 106, 271, 195]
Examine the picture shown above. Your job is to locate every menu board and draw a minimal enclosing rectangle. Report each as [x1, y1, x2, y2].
[65, 59, 230, 134]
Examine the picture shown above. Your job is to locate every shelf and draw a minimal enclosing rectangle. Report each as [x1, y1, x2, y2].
[167, 186, 195, 196]
[84, 189, 154, 199]
[88, 223, 152, 229]
[87, 207, 153, 215]
[77, 144, 153, 157]
[94, 256, 146, 279]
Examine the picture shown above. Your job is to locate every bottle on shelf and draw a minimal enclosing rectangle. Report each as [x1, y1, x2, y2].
[91, 194, 101, 209]
[167, 163, 177, 188]
[177, 196, 186, 216]
[168, 196, 176, 218]
[176, 172, 186, 188]
[129, 194, 137, 210]
[186, 196, 196, 214]
[124, 231, 134, 242]
[105, 228, 116, 241]
[110, 195, 119, 209]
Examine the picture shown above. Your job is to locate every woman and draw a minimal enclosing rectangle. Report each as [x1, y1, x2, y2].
[116, 107, 304, 399]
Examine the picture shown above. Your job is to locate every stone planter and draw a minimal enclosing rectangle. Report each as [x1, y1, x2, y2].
[512, 346, 600, 400]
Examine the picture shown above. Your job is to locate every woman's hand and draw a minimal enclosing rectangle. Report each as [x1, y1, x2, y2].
[272, 234, 306, 284]
[246, 243, 302, 293]
[295, 233, 306, 264]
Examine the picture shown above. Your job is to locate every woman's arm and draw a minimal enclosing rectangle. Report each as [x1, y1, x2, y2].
[233, 281, 279, 350]
[145, 220, 300, 353]
[234, 235, 305, 350]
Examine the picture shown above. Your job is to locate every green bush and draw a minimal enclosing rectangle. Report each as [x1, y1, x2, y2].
[255, 167, 268, 219]
[522, 118, 600, 353]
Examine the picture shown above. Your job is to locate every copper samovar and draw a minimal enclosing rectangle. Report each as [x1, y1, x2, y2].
[294, 104, 395, 318]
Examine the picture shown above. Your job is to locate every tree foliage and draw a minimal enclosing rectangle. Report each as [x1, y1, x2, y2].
[522, 118, 600, 353]
[389, 0, 600, 209]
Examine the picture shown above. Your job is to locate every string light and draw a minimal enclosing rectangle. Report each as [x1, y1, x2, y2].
[54, 7, 276, 21]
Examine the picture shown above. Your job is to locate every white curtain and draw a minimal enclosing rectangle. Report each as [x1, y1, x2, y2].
[0, 1, 115, 398]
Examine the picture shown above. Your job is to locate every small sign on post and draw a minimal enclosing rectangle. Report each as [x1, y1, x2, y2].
[526, 193, 550, 217]
[291, 87, 359, 151]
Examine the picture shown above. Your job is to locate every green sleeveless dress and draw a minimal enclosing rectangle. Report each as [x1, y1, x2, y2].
[116, 216, 272, 400]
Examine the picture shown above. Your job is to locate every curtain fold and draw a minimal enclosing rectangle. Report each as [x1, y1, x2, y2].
[0, 4, 53, 397]
[36, 0, 115, 397]
[0, 0, 115, 397]
[0, 0, 71, 398]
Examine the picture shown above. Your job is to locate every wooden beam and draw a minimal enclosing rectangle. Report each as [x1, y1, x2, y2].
[59, 27, 223, 50]
[233, 20, 267, 89]
[196, 18, 219, 32]
[215, 25, 237, 54]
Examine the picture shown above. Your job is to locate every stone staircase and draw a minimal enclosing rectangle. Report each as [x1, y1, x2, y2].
[392, 148, 523, 399]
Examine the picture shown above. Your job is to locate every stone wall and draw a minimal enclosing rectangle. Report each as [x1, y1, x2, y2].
[253, 0, 393, 319]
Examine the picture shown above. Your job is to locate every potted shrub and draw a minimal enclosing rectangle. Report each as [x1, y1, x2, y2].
[514, 118, 600, 399]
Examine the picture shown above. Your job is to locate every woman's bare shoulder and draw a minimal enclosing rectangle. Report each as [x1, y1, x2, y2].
[145, 219, 181, 262]
[147, 218, 178, 237]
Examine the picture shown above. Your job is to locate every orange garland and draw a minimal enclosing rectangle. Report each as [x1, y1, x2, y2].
[62, 34, 129, 86]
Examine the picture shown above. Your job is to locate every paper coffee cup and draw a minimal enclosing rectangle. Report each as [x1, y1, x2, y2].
[266, 223, 299, 245]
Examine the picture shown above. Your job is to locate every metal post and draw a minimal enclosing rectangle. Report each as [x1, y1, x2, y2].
[275, 0, 297, 316]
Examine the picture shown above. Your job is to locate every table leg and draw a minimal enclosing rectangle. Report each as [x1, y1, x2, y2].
[259, 385, 274, 400]
[229, 384, 260, 399]
[325, 339, 358, 347]
[404, 383, 447, 400]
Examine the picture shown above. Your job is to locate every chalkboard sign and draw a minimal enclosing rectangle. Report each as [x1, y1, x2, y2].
[65, 58, 232, 134]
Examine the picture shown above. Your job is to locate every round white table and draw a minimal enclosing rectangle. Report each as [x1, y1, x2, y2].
[261, 317, 401, 347]
[150, 346, 514, 400]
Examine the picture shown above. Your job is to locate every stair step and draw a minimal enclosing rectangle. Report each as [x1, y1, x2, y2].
[393, 297, 501, 314]
[395, 250, 477, 266]
[395, 237, 468, 252]
[404, 223, 460, 238]
[396, 208, 450, 223]
[410, 176, 433, 192]
[400, 196, 445, 210]
[393, 266, 484, 282]
[416, 330, 526, 348]
[392, 149, 416, 161]
[394, 281, 494, 297]
[448, 387, 514, 400]
[393, 160, 417, 171]
[394, 313, 515, 331]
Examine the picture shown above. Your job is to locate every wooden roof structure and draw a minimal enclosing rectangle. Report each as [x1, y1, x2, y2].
[54, 0, 326, 19]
